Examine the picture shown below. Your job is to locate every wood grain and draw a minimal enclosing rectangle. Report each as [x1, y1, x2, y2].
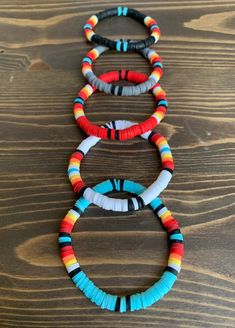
[0, 0, 235, 327]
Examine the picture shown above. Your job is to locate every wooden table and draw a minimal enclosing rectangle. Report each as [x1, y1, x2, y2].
[0, 1, 234, 327]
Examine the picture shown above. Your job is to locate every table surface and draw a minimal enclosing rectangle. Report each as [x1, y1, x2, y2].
[0, 1, 235, 327]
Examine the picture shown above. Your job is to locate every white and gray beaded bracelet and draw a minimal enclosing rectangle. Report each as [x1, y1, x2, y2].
[81, 45, 163, 96]
[68, 120, 174, 212]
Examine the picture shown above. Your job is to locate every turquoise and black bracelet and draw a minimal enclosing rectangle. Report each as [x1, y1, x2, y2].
[59, 179, 184, 312]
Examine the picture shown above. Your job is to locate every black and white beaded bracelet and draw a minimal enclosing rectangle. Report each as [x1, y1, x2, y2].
[68, 120, 174, 212]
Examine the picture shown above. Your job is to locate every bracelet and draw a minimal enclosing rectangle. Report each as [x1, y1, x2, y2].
[84, 7, 160, 51]
[59, 179, 184, 312]
[68, 120, 174, 212]
[74, 70, 167, 140]
[82, 45, 163, 96]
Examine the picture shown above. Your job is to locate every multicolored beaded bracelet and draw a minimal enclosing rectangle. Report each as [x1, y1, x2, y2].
[74, 70, 167, 140]
[84, 7, 160, 51]
[59, 179, 184, 312]
[68, 120, 174, 212]
[82, 45, 163, 96]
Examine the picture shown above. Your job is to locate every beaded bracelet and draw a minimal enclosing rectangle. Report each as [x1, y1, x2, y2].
[59, 179, 184, 312]
[82, 45, 163, 96]
[74, 70, 167, 140]
[68, 120, 174, 212]
[84, 7, 160, 51]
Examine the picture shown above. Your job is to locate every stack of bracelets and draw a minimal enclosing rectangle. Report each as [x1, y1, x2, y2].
[59, 7, 184, 313]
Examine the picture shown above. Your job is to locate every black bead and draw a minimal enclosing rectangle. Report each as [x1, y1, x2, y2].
[111, 85, 116, 95]
[59, 232, 70, 237]
[109, 178, 116, 191]
[119, 179, 124, 191]
[164, 168, 173, 175]
[72, 205, 83, 216]
[169, 239, 183, 244]
[115, 130, 119, 140]
[148, 131, 155, 142]
[115, 297, 121, 312]
[156, 99, 168, 108]
[117, 86, 123, 96]
[69, 267, 81, 278]
[76, 186, 88, 198]
[153, 203, 165, 215]
[136, 196, 145, 209]
[126, 295, 131, 311]
[59, 242, 71, 248]
[107, 128, 111, 139]
[125, 70, 129, 80]
[76, 149, 85, 157]
[128, 199, 135, 211]
[166, 266, 178, 276]
[112, 120, 116, 129]
[169, 229, 181, 236]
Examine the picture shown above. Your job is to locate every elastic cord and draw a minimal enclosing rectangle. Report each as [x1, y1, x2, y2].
[74, 70, 167, 140]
